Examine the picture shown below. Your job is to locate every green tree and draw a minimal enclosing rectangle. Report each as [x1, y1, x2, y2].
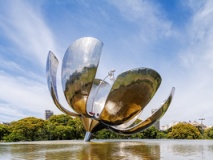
[129, 126, 166, 139]
[130, 132, 144, 139]
[54, 125, 73, 140]
[4, 117, 45, 142]
[94, 129, 126, 139]
[94, 125, 165, 139]
[168, 123, 201, 139]
[0, 124, 9, 141]
[156, 131, 167, 139]
[203, 127, 213, 139]
[141, 126, 159, 139]
[45, 114, 84, 140]
[71, 117, 85, 139]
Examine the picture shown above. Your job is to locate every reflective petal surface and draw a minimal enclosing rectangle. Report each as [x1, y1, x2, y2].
[46, 51, 79, 117]
[109, 112, 141, 130]
[86, 79, 111, 118]
[100, 68, 161, 125]
[46, 36, 175, 142]
[109, 87, 175, 134]
[61, 37, 103, 116]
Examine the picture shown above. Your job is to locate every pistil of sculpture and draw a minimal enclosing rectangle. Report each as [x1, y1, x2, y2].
[46, 37, 175, 141]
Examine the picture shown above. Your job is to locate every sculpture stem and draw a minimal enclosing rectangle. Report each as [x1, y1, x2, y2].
[84, 132, 92, 142]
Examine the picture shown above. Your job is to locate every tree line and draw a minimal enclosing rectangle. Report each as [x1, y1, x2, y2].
[0, 114, 213, 142]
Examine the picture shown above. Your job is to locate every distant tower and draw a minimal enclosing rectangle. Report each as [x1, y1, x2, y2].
[151, 109, 160, 130]
[45, 110, 53, 120]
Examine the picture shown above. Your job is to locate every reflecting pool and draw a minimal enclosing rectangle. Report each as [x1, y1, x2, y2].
[0, 139, 213, 159]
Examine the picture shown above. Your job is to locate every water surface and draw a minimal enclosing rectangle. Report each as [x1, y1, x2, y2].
[0, 139, 213, 159]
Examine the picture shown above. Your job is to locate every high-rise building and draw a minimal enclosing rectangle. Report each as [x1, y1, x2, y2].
[151, 109, 160, 130]
[45, 110, 54, 120]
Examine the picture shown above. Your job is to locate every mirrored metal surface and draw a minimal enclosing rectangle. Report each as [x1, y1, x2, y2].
[109, 87, 175, 134]
[46, 37, 175, 142]
[46, 51, 79, 117]
[80, 116, 99, 131]
[110, 113, 142, 130]
[80, 116, 105, 141]
[99, 68, 161, 125]
[86, 79, 111, 119]
[61, 37, 103, 117]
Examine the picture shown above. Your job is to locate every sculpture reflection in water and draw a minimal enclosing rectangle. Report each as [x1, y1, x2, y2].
[46, 37, 175, 141]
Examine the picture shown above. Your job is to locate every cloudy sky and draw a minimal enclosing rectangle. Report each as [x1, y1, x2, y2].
[0, 0, 213, 127]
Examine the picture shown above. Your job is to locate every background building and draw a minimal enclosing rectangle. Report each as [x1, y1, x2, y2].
[45, 110, 53, 120]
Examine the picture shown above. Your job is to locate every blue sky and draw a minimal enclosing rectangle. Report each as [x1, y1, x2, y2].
[0, 0, 213, 127]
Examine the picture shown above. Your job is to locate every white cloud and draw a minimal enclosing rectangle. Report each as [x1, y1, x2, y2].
[0, 72, 49, 109]
[166, 0, 213, 126]
[0, 0, 57, 67]
[0, 58, 25, 73]
[180, 0, 213, 70]
[0, 1, 64, 122]
[0, 103, 28, 121]
[109, 0, 173, 44]
[0, 0, 213, 127]
[106, 0, 213, 126]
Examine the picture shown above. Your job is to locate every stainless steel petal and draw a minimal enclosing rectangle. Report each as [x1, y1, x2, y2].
[46, 51, 79, 117]
[99, 68, 162, 125]
[61, 37, 103, 117]
[86, 79, 111, 118]
[110, 112, 142, 130]
[109, 87, 175, 135]
[80, 116, 106, 138]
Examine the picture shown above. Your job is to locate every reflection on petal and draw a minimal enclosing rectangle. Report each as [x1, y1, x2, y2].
[86, 79, 111, 118]
[61, 37, 103, 117]
[111, 114, 141, 130]
[109, 87, 175, 134]
[100, 68, 161, 125]
[46, 51, 79, 117]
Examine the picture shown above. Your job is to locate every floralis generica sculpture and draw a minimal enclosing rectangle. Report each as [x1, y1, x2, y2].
[46, 37, 175, 141]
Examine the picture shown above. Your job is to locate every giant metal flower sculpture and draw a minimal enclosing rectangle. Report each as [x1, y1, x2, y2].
[46, 37, 175, 141]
